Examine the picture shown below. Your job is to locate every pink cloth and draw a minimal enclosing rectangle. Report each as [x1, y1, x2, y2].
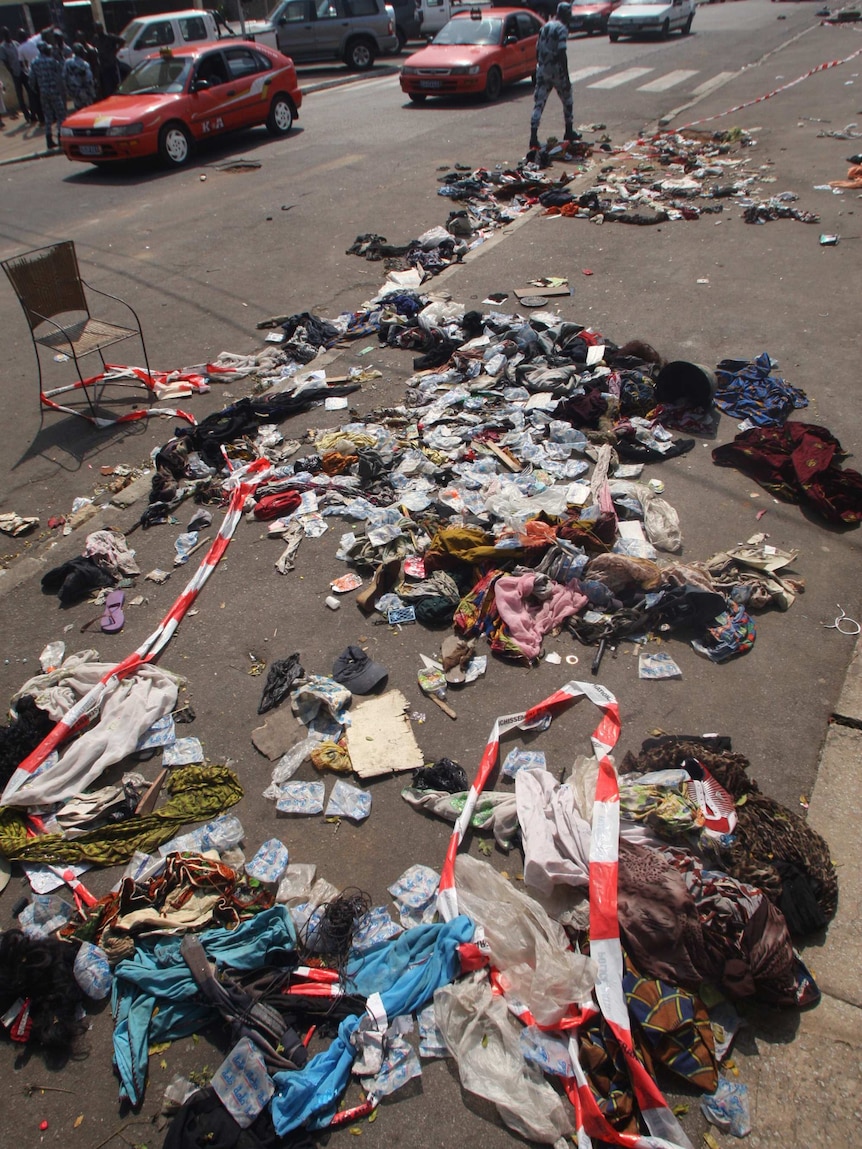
[493, 572, 587, 661]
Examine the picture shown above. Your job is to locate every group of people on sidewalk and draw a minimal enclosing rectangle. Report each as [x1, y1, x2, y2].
[0, 22, 124, 148]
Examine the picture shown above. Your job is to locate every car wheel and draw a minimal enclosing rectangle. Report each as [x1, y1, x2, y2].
[608, 30, 619, 41]
[158, 121, 193, 167]
[345, 36, 375, 71]
[681, 13, 693, 33]
[408, 92, 427, 103]
[483, 66, 502, 102]
[266, 93, 295, 136]
[660, 18, 670, 38]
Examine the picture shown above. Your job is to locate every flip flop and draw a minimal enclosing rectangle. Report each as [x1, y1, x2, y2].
[100, 590, 126, 634]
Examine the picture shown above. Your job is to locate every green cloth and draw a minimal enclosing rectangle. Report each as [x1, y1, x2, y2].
[0, 765, 242, 866]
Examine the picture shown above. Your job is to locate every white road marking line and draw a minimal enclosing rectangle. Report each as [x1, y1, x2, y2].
[568, 65, 614, 84]
[637, 69, 699, 92]
[691, 71, 736, 96]
[589, 67, 653, 89]
[311, 75, 400, 97]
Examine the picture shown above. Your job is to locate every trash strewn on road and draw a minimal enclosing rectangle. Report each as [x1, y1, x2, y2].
[0, 224, 852, 1149]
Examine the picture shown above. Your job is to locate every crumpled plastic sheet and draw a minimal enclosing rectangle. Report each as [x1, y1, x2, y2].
[434, 973, 575, 1144]
[453, 854, 595, 1027]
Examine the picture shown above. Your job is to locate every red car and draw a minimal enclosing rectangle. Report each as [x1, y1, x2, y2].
[400, 7, 542, 104]
[60, 40, 302, 167]
[568, 0, 623, 34]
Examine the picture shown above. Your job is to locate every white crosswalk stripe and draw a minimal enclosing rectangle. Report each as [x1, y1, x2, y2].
[588, 67, 654, 89]
[691, 71, 736, 96]
[637, 69, 699, 92]
[568, 65, 614, 83]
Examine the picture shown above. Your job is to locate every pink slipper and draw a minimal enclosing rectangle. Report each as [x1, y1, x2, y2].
[100, 590, 126, 634]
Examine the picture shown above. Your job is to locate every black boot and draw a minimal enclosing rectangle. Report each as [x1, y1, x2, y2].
[564, 125, 582, 143]
[46, 134, 57, 149]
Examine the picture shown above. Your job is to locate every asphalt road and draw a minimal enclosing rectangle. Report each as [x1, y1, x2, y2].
[1, 4, 861, 1147]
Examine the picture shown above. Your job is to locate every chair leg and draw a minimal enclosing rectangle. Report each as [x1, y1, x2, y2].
[138, 330, 154, 404]
[35, 343, 46, 428]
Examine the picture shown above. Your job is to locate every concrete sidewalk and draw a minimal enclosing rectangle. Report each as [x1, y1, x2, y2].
[0, 113, 62, 165]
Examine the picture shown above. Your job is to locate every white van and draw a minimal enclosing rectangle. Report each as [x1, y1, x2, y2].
[415, 0, 454, 35]
[116, 10, 221, 72]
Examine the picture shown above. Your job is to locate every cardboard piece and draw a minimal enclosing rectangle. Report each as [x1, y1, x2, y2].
[345, 689, 425, 779]
[513, 285, 571, 300]
[252, 707, 300, 760]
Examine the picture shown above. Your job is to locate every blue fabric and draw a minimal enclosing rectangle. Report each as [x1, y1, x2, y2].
[715, 353, 808, 428]
[272, 916, 474, 1135]
[112, 906, 296, 1105]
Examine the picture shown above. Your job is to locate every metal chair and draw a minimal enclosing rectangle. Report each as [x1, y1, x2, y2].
[1, 240, 154, 426]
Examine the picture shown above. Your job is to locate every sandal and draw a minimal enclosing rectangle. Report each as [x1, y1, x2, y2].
[100, 590, 126, 634]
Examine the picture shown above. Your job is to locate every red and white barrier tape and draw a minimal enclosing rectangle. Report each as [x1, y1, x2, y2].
[2, 458, 274, 803]
[675, 44, 862, 131]
[437, 681, 691, 1149]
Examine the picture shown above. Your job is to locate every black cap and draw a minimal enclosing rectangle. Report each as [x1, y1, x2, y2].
[332, 646, 388, 695]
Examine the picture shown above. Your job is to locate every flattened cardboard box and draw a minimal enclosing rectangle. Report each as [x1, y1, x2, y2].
[346, 688, 425, 779]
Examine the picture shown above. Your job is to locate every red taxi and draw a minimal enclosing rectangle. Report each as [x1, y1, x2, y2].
[400, 7, 542, 103]
[60, 41, 302, 168]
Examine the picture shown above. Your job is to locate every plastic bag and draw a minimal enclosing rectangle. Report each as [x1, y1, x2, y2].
[701, 1076, 752, 1137]
[434, 974, 575, 1143]
[276, 781, 325, 816]
[388, 864, 439, 928]
[324, 780, 371, 822]
[266, 734, 326, 798]
[501, 748, 546, 779]
[351, 905, 402, 952]
[608, 479, 682, 553]
[73, 941, 112, 999]
[454, 855, 595, 1026]
[276, 862, 317, 905]
[245, 839, 289, 885]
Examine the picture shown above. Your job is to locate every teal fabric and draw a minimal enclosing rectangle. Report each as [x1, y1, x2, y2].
[112, 906, 296, 1105]
[272, 915, 475, 1134]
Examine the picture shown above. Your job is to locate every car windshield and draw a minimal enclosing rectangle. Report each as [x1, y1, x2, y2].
[119, 20, 143, 43]
[117, 55, 193, 95]
[433, 16, 503, 45]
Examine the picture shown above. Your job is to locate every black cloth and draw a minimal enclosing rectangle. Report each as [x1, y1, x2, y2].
[41, 555, 115, 605]
[163, 1087, 282, 1149]
[258, 654, 304, 714]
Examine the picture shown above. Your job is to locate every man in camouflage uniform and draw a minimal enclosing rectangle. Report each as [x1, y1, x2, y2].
[529, 2, 579, 155]
[28, 40, 65, 148]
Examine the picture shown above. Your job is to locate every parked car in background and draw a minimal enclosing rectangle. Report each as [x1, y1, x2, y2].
[116, 10, 221, 72]
[60, 41, 302, 168]
[607, 0, 695, 40]
[237, 0, 398, 70]
[400, 6, 541, 102]
[490, 0, 556, 20]
[568, 0, 623, 35]
[416, 0, 456, 35]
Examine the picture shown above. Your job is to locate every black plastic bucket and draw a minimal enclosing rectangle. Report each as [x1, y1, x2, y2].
[655, 361, 717, 410]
